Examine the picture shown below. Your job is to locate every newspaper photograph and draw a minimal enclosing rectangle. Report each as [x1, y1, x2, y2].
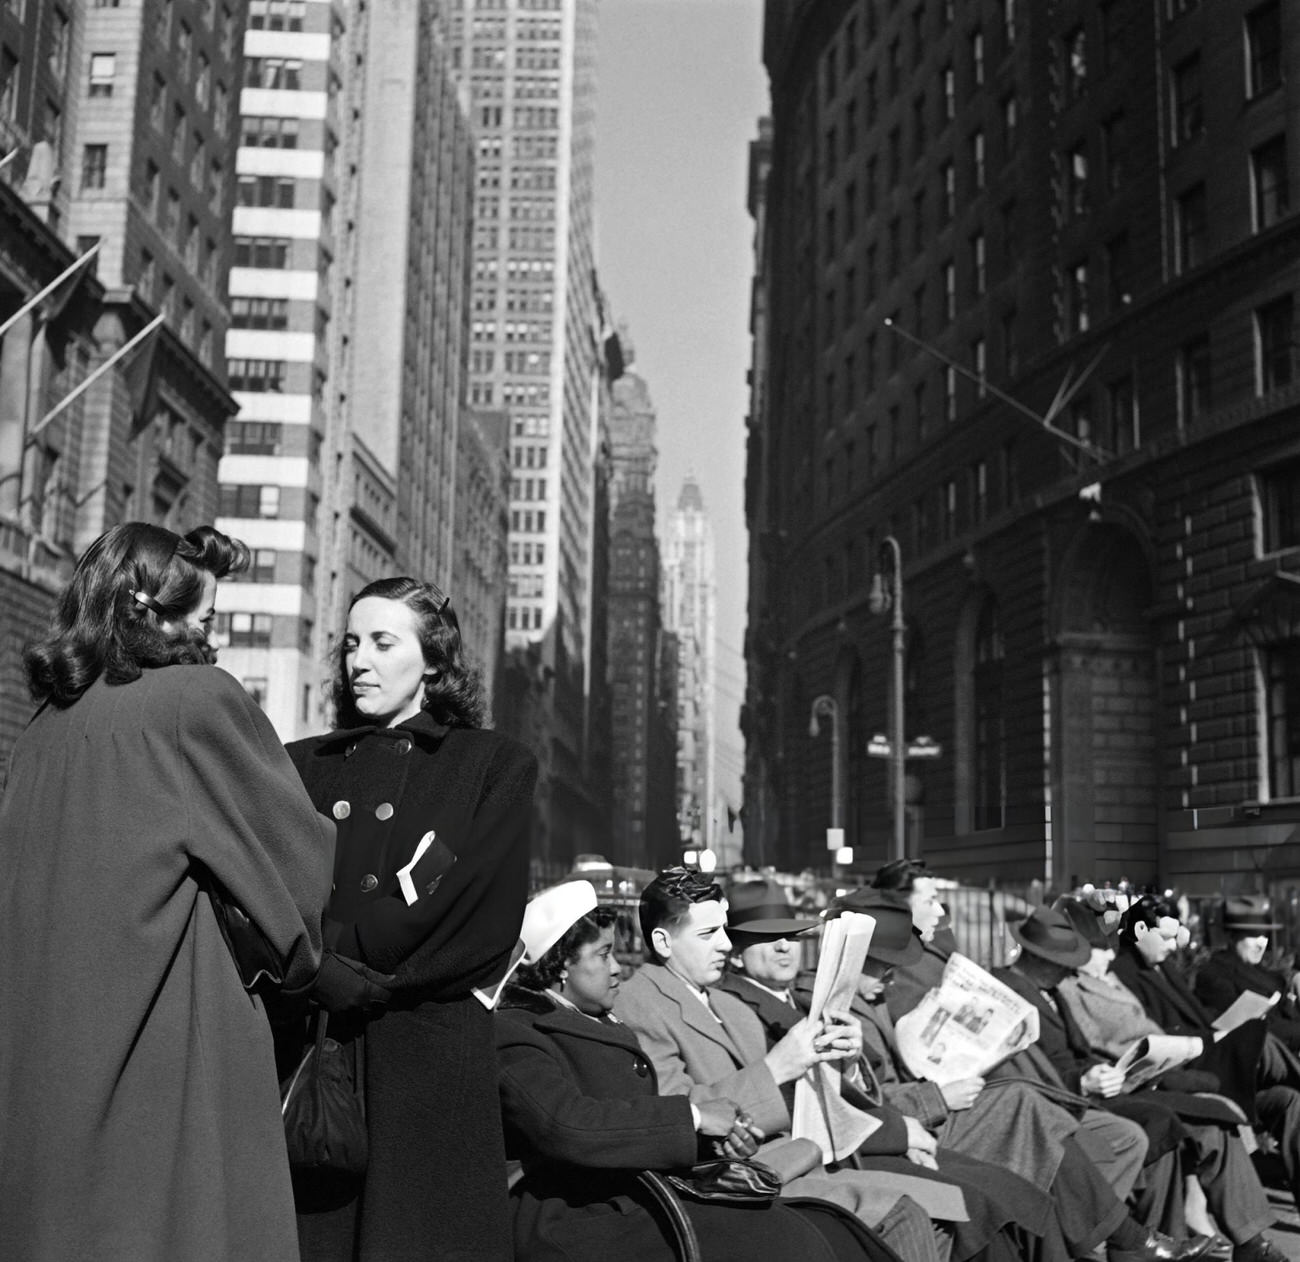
[894, 952, 1040, 1085]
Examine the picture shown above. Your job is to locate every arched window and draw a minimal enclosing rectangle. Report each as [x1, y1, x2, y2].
[973, 599, 1005, 830]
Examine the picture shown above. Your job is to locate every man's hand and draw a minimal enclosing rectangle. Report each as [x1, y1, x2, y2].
[764, 1017, 831, 1085]
[939, 1077, 985, 1111]
[1080, 1063, 1124, 1098]
[816, 1008, 864, 1062]
[904, 1116, 939, 1168]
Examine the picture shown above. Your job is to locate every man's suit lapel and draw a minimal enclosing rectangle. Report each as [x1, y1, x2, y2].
[645, 965, 748, 1065]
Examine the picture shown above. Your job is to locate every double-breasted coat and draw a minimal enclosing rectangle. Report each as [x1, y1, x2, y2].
[0, 666, 334, 1262]
[287, 711, 536, 1261]
[495, 987, 884, 1262]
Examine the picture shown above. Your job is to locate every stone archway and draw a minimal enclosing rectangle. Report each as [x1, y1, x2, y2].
[1050, 522, 1159, 889]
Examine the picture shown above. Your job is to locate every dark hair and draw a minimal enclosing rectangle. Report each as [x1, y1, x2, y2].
[1119, 894, 1177, 946]
[639, 866, 724, 964]
[24, 522, 248, 707]
[516, 907, 620, 991]
[331, 576, 486, 729]
[872, 858, 930, 892]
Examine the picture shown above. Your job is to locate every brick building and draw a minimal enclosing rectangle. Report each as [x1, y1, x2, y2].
[745, 0, 1300, 894]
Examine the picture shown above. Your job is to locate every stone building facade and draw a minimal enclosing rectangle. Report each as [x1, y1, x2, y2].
[746, 0, 1300, 894]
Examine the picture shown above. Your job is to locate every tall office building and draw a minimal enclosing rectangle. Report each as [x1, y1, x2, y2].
[664, 474, 717, 857]
[0, 0, 241, 768]
[218, 0, 475, 738]
[450, 0, 609, 863]
[606, 335, 677, 868]
[748, 0, 1300, 892]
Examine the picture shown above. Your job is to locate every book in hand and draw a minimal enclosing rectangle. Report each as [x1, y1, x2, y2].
[1211, 989, 1279, 1033]
[397, 830, 457, 907]
[1115, 1033, 1202, 1092]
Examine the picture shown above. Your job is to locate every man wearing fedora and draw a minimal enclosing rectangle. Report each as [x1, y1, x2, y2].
[1195, 896, 1300, 1052]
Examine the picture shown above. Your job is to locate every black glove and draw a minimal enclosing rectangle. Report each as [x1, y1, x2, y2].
[311, 951, 396, 1013]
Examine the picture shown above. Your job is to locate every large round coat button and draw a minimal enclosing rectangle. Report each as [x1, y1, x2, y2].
[344, 743, 357, 758]
[396, 738, 413, 755]
[332, 800, 351, 820]
[360, 874, 378, 892]
[633, 1058, 649, 1077]
[375, 802, 394, 821]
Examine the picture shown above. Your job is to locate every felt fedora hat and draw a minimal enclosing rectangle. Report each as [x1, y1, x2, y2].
[833, 887, 924, 966]
[726, 879, 819, 941]
[521, 880, 598, 964]
[1222, 895, 1282, 933]
[1009, 906, 1090, 968]
[1053, 896, 1113, 950]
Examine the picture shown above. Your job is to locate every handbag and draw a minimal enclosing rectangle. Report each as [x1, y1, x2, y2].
[198, 867, 284, 992]
[280, 1010, 368, 1177]
[662, 1156, 782, 1205]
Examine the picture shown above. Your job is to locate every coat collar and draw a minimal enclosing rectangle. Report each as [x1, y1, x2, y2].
[313, 709, 451, 752]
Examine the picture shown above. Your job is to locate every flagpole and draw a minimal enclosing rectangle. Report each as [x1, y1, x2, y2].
[29, 312, 164, 442]
[0, 241, 101, 342]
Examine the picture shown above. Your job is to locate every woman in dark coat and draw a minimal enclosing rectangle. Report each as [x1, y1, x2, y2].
[497, 881, 901, 1262]
[0, 523, 334, 1262]
[288, 576, 537, 1261]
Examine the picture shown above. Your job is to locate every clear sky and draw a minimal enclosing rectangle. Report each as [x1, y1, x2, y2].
[594, 0, 769, 798]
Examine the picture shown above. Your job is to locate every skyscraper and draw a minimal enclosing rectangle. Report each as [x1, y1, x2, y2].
[606, 334, 677, 868]
[450, 0, 609, 864]
[664, 474, 717, 859]
[218, 0, 475, 738]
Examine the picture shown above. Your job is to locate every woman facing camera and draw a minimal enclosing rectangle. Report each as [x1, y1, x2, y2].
[287, 576, 537, 1262]
[497, 881, 903, 1262]
[0, 522, 335, 1262]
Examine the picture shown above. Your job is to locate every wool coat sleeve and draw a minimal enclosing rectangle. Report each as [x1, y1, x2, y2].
[376, 739, 537, 995]
[496, 1014, 698, 1169]
[178, 668, 334, 994]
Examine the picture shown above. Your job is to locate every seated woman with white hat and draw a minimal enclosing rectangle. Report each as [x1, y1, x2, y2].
[495, 880, 907, 1262]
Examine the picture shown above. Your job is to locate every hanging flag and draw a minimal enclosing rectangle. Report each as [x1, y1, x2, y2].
[121, 313, 163, 425]
[39, 240, 100, 324]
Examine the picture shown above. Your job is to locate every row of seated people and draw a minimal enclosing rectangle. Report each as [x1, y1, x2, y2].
[492, 862, 1292, 1262]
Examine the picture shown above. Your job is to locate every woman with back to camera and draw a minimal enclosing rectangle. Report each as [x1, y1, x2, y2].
[0, 522, 335, 1262]
[288, 576, 537, 1261]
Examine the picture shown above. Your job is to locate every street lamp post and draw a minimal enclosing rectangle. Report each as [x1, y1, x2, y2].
[870, 536, 907, 862]
[809, 694, 850, 870]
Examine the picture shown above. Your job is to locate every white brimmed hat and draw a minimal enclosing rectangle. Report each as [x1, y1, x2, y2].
[521, 880, 599, 963]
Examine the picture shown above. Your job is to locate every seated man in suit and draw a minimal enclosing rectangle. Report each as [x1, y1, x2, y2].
[1114, 895, 1300, 1215]
[1194, 896, 1300, 1053]
[617, 867, 1201, 1262]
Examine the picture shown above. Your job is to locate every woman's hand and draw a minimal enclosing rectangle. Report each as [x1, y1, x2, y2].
[939, 1077, 985, 1111]
[311, 951, 396, 1013]
[696, 1098, 763, 1158]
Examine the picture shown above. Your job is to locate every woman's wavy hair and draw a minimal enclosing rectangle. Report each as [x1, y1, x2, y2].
[331, 576, 486, 729]
[24, 522, 249, 707]
[515, 907, 620, 993]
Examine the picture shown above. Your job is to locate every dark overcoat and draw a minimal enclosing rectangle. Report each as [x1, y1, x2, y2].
[1194, 949, 1300, 1050]
[0, 667, 334, 1261]
[287, 712, 536, 1262]
[496, 988, 865, 1262]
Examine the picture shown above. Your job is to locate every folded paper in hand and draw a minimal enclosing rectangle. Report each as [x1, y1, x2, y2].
[1211, 989, 1278, 1033]
[397, 830, 456, 907]
[792, 910, 883, 1163]
[1114, 1033, 1202, 1092]
[894, 952, 1039, 1085]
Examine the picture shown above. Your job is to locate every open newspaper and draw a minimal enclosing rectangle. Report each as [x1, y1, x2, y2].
[791, 910, 883, 1162]
[894, 952, 1040, 1085]
[1211, 989, 1279, 1033]
[1114, 1033, 1202, 1092]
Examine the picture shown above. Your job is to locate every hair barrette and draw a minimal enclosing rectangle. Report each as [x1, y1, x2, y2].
[130, 588, 166, 615]
[436, 592, 451, 615]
